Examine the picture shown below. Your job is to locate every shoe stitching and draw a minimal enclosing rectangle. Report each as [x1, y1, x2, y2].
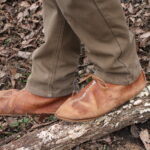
[73, 80, 97, 102]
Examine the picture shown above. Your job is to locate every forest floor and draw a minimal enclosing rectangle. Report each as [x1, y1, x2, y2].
[0, 0, 150, 149]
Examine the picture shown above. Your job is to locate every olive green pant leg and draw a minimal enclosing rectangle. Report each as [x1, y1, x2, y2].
[56, 0, 142, 85]
[25, 0, 80, 97]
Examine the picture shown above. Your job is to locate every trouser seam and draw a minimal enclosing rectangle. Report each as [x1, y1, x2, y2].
[93, 0, 132, 83]
[47, 18, 65, 97]
[51, 20, 66, 94]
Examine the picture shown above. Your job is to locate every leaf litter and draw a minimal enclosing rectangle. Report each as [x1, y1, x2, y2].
[0, 0, 150, 149]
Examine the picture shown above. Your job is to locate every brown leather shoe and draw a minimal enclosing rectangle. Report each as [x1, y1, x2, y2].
[55, 72, 146, 122]
[0, 89, 70, 115]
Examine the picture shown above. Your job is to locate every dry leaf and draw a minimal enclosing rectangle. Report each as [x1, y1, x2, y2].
[140, 32, 150, 39]
[139, 129, 150, 150]
[18, 51, 31, 59]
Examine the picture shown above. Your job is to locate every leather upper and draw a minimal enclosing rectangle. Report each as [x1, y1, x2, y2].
[0, 89, 70, 115]
[55, 72, 146, 121]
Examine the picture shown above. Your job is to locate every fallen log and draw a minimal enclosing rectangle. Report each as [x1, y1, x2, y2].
[1, 85, 150, 150]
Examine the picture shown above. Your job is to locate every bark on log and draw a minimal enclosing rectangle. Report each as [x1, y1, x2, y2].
[1, 85, 150, 150]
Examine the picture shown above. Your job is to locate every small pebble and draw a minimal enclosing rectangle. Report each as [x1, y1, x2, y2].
[133, 99, 142, 106]
[144, 102, 150, 107]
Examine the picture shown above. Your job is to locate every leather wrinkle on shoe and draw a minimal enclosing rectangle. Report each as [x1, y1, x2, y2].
[71, 74, 110, 106]
[70, 74, 110, 116]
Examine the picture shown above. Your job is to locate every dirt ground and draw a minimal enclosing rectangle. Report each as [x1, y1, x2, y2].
[0, 0, 150, 149]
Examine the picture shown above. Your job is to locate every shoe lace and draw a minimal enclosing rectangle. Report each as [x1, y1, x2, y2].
[72, 74, 108, 96]
[79, 74, 108, 88]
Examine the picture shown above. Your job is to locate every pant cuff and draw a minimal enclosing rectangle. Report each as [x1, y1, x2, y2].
[25, 83, 73, 98]
[95, 65, 142, 85]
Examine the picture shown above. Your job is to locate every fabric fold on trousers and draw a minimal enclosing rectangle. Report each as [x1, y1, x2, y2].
[25, 0, 80, 97]
[56, 0, 142, 84]
[26, 0, 142, 97]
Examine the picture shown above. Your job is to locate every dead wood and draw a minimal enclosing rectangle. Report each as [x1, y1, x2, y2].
[1, 85, 150, 150]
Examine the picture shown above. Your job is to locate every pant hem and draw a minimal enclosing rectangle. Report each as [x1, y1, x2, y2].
[95, 66, 142, 85]
[25, 86, 73, 98]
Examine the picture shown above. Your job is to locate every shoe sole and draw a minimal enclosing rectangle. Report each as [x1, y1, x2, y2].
[55, 114, 98, 122]
[0, 113, 54, 117]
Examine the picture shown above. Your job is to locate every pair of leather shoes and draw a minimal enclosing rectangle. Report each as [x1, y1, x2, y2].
[0, 72, 146, 122]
